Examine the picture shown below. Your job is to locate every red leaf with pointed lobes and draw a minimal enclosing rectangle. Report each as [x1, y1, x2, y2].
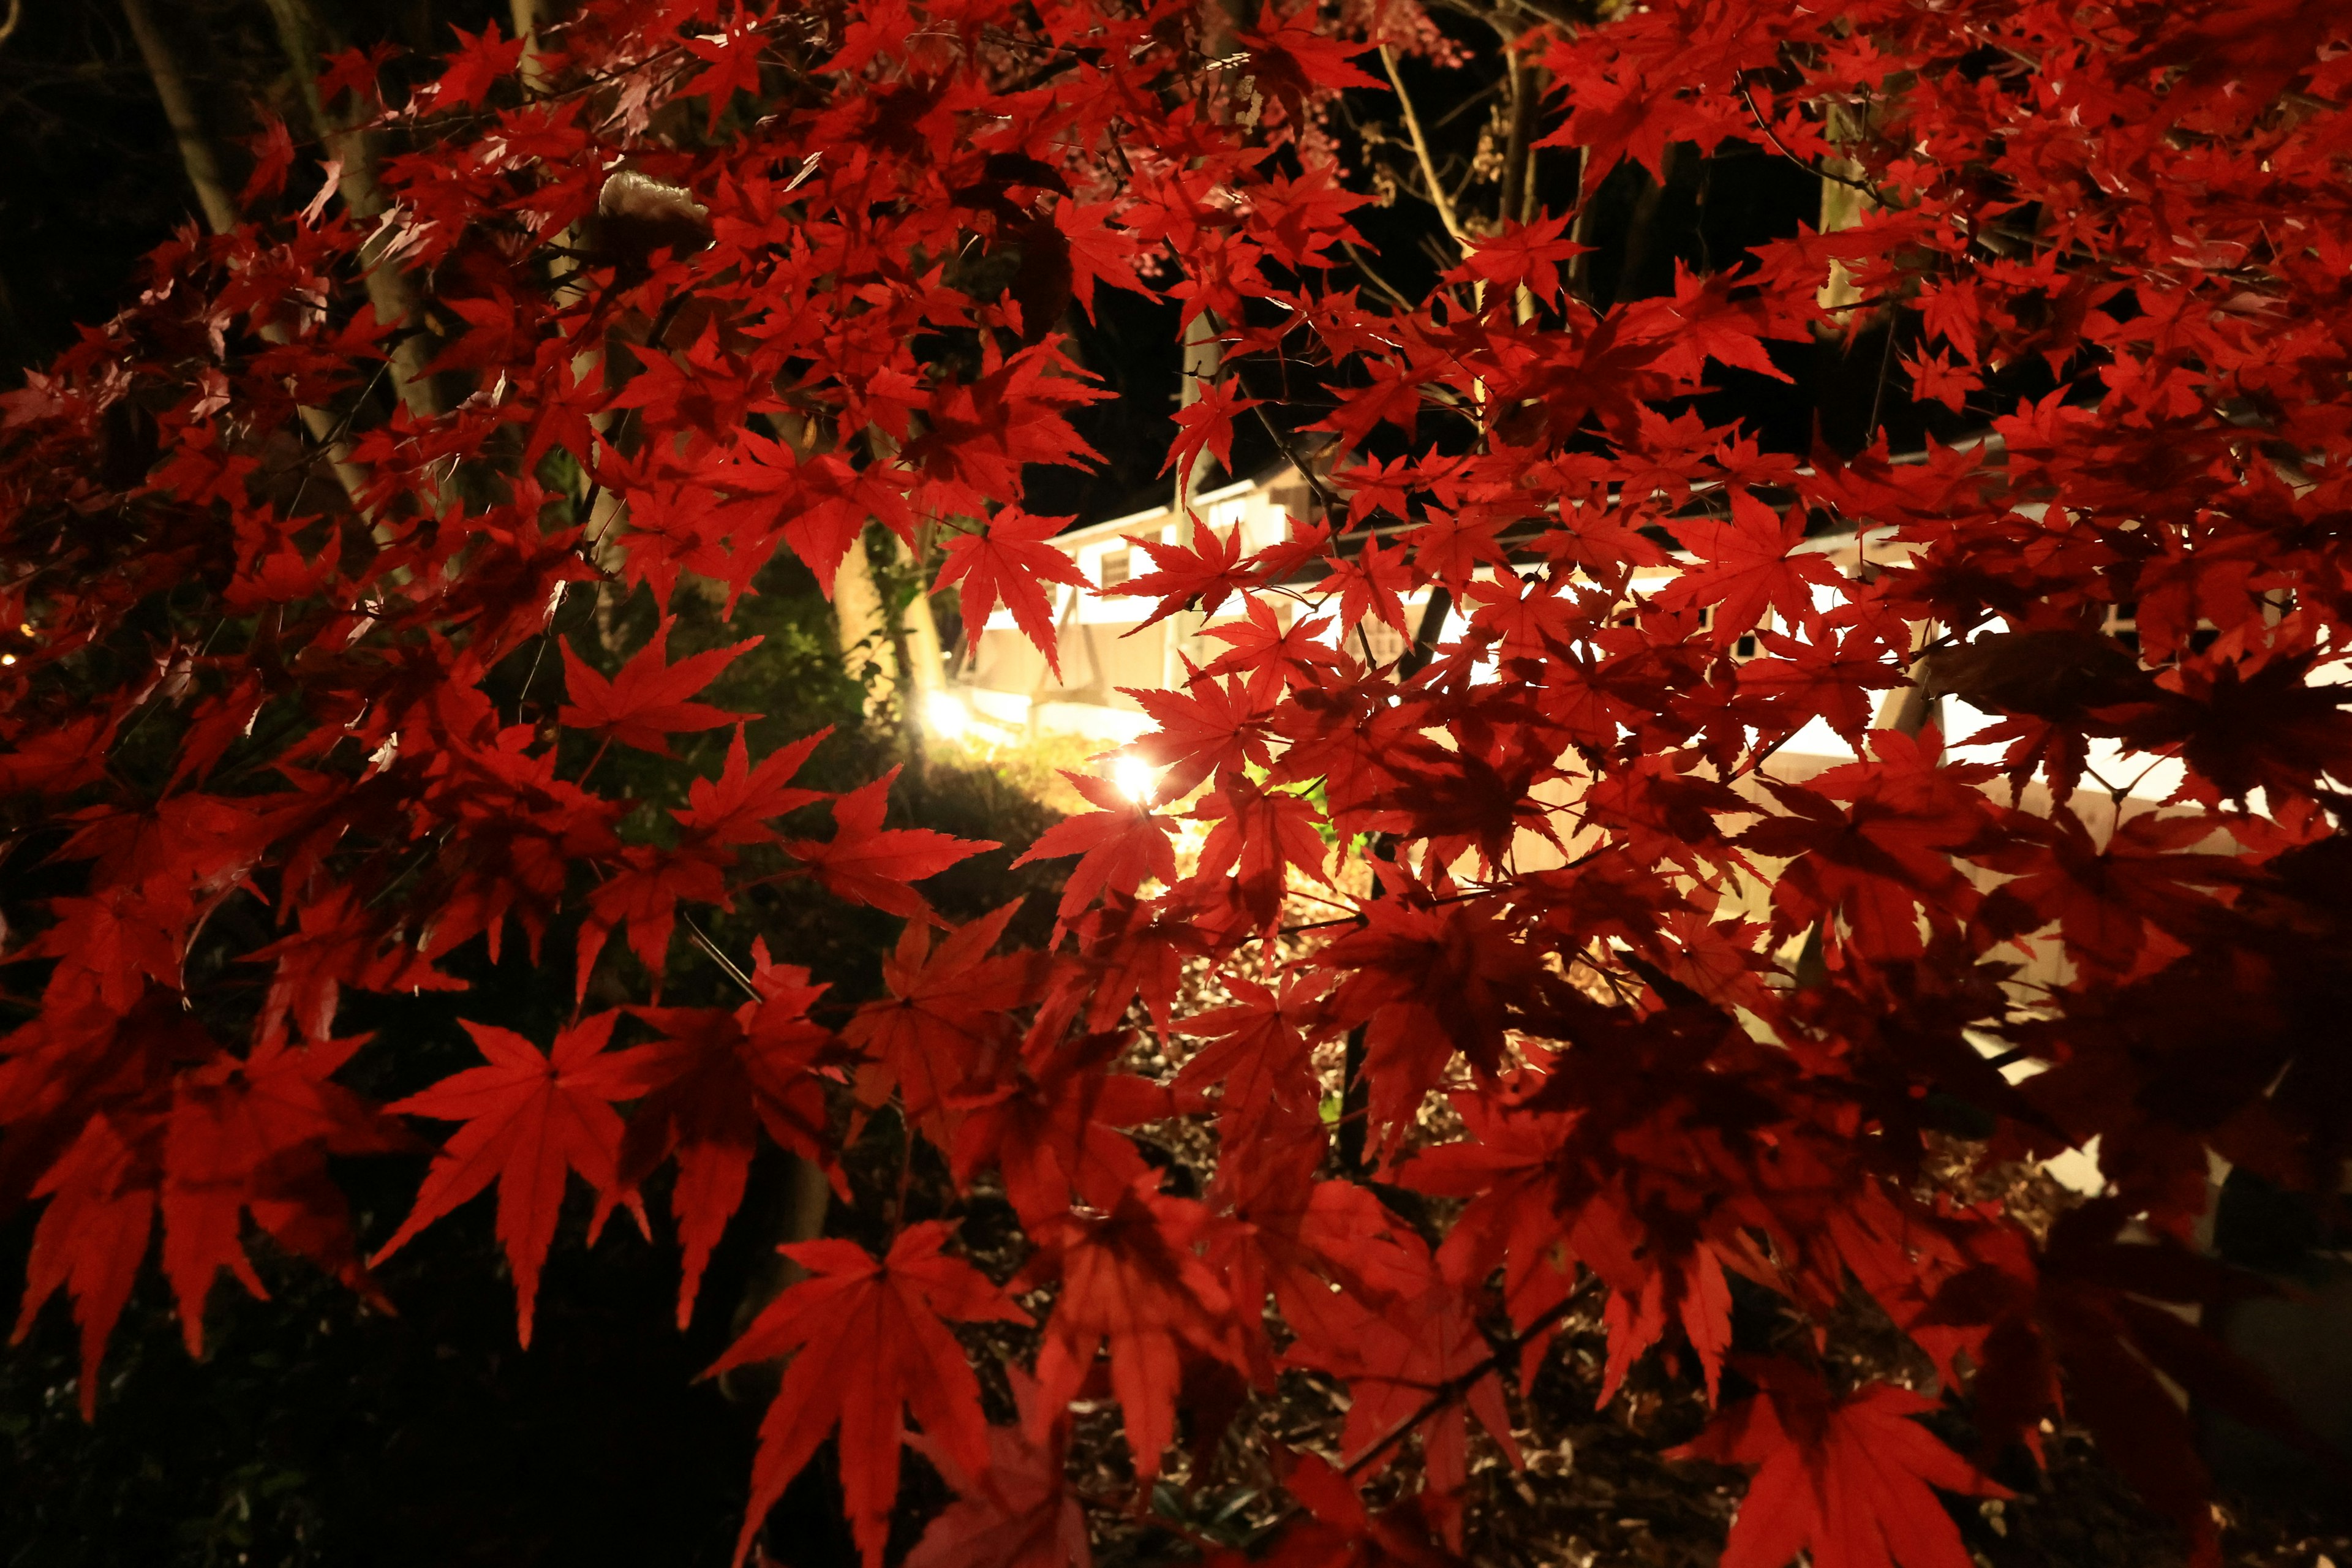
[1052, 891, 1202, 1038]
[1318, 533, 1414, 645]
[560, 616, 760, 757]
[371, 1013, 666, 1346]
[1028, 1178, 1252, 1482]
[1657, 490, 1846, 644]
[1191, 773, 1333, 930]
[1596, 1243, 1735, 1408]
[685, 23, 770, 132]
[1121, 673, 1276, 798]
[904, 1366, 1090, 1568]
[707, 1221, 1030, 1568]
[1161, 379, 1262, 492]
[1056, 198, 1146, 322]
[950, 1028, 1170, 1226]
[1450, 212, 1586, 307]
[624, 949, 836, 1329]
[1219, 1452, 1461, 1568]
[842, 904, 1035, 1139]
[160, 1037, 411, 1357]
[1403, 1093, 1583, 1349]
[1106, 523, 1256, 633]
[1170, 974, 1326, 1148]
[1321, 902, 1540, 1159]
[1735, 730, 1994, 959]
[784, 767, 997, 922]
[575, 843, 729, 1000]
[933, 510, 1087, 679]
[1199, 597, 1344, 702]
[11, 1119, 154, 1419]
[1286, 1279, 1521, 1512]
[674, 725, 831, 849]
[1736, 626, 1909, 747]
[428, 21, 527, 110]
[1011, 769, 1179, 925]
[249, 884, 466, 1047]
[1238, 9, 1383, 124]
[1670, 1360, 2008, 1568]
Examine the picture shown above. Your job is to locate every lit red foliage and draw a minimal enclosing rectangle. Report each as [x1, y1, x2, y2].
[5, 1, 2352, 1566]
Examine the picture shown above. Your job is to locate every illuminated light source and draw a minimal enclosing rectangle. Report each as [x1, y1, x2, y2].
[922, 689, 971, 741]
[1112, 753, 1158, 802]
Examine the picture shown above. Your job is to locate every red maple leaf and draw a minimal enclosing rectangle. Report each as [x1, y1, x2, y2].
[428, 21, 526, 109]
[1106, 522, 1256, 633]
[1451, 212, 1586, 306]
[1170, 975, 1326, 1148]
[933, 510, 1087, 677]
[1055, 198, 1145, 322]
[1162, 379, 1262, 492]
[1287, 1280, 1520, 1504]
[674, 725, 831, 848]
[1028, 1178, 1251, 1480]
[371, 1013, 665, 1345]
[1319, 533, 1414, 644]
[1735, 626, 1908, 745]
[10, 1118, 157, 1418]
[624, 952, 835, 1327]
[160, 1038, 410, 1356]
[560, 616, 760, 757]
[1122, 674, 1276, 797]
[950, 1029, 1170, 1224]
[1657, 491, 1846, 643]
[1239, 9, 1383, 124]
[249, 884, 465, 1046]
[576, 842, 729, 997]
[784, 768, 997, 922]
[842, 904, 1034, 1136]
[1199, 597, 1344, 702]
[706, 1221, 1028, 1568]
[904, 1366, 1089, 1568]
[1670, 1359, 2008, 1568]
[1011, 769, 1180, 924]
[1192, 773, 1333, 929]
[685, 24, 771, 132]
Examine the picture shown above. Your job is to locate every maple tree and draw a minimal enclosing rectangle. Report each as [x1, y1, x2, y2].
[4, 0, 2352, 1564]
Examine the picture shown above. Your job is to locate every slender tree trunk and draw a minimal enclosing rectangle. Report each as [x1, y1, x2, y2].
[120, 0, 236, 235]
[258, 0, 445, 421]
[834, 526, 901, 712]
[508, 0, 545, 82]
[1816, 102, 1876, 318]
[1499, 53, 1546, 323]
[1175, 311, 1223, 524]
[124, 0, 380, 507]
[888, 532, 946, 706]
[1614, 143, 1685, 306]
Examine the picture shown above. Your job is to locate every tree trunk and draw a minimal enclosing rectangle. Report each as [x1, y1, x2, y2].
[124, 0, 380, 507]
[834, 526, 901, 713]
[1815, 101, 1876, 319]
[888, 532, 946, 706]
[120, 0, 236, 235]
[258, 0, 445, 421]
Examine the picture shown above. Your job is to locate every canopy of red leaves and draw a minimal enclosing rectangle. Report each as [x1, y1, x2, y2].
[5, 0, 2352, 1564]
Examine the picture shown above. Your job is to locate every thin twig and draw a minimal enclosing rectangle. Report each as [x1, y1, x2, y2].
[680, 910, 760, 1000]
[1379, 43, 1471, 247]
[1736, 78, 1880, 198]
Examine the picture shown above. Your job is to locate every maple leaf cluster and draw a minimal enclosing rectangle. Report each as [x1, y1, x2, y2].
[5, 1, 2352, 1565]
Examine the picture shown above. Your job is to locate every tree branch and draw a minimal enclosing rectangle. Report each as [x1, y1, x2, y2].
[1380, 43, 1470, 248]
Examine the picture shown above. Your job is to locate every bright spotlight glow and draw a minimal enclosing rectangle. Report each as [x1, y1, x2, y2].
[923, 690, 971, 741]
[1112, 754, 1159, 802]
